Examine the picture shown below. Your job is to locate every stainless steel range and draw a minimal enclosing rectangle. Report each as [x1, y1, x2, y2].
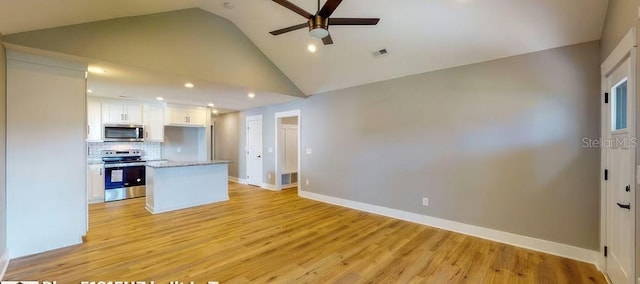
[102, 149, 146, 202]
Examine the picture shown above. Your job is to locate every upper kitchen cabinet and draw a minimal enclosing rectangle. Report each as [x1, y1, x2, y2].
[166, 105, 207, 127]
[87, 99, 102, 142]
[143, 104, 165, 142]
[102, 102, 143, 125]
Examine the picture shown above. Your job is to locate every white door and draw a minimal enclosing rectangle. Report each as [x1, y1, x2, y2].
[246, 116, 263, 186]
[604, 56, 635, 284]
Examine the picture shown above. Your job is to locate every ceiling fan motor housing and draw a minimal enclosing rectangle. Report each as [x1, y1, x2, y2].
[309, 15, 329, 38]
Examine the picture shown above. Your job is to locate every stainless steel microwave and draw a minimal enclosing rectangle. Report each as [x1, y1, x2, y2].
[103, 124, 144, 142]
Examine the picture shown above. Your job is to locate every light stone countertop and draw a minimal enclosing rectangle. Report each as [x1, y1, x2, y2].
[87, 159, 168, 166]
[146, 160, 231, 168]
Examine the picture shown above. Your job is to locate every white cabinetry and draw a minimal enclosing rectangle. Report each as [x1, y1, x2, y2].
[87, 99, 102, 142]
[87, 164, 105, 203]
[143, 104, 165, 142]
[87, 164, 104, 203]
[102, 102, 142, 124]
[165, 105, 207, 127]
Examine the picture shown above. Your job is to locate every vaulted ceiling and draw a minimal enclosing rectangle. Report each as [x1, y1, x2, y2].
[0, 0, 609, 96]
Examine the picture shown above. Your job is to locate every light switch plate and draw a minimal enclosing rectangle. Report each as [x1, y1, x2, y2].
[268, 147, 273, 153]
[306, 148, 312, 154]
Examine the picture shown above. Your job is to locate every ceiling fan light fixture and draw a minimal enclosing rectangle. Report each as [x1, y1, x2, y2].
[309, 27, 329, 39]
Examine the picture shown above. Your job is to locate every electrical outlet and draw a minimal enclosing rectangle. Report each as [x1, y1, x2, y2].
[306, 148, 312, 154]
[422, 198, 429, 206]
[305, 179, 309, 186]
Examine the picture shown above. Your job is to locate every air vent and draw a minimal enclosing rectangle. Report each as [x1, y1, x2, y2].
[372, 48, 388, 57]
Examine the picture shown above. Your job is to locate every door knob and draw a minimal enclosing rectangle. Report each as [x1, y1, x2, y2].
[257, 155, 262, 158]
[617, 203, 631, 210]
[626, 185, 631, 192]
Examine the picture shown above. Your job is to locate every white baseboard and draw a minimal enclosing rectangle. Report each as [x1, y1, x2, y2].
[228, 176, 247, 184]
[261, 183, 279, 191]
[282, 183, 298, 189]
[299, 190, 599, 265]
[0, 249, 10, 280]
[88, 199, 103, 204]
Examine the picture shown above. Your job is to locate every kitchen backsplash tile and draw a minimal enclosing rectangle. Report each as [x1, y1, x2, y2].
[88, 142, 163, 161]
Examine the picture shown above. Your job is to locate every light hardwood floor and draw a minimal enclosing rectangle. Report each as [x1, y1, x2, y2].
[6, 182, 605, 283]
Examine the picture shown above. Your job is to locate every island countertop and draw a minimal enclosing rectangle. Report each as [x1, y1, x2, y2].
[146, 160, 231, 168]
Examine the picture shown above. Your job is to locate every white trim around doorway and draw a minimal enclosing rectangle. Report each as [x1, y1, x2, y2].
[274, 110, 301, 191]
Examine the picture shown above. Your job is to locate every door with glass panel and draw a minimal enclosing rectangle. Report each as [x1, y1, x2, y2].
[604, 56, 635, 284]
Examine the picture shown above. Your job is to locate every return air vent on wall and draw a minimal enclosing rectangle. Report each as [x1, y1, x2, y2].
[372, 48, 388, 57]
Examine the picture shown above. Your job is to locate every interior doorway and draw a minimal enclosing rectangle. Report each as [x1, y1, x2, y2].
[275, 110, 300, 190]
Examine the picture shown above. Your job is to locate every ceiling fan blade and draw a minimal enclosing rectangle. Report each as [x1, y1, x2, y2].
[269, 23, 309, 35]
[329, 18, 380, 25]
[322, 34, 334, 45]
[318, 0, 343, 18]
[273, 0, 313, 19]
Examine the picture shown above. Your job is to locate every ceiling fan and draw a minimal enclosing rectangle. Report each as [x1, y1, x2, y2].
[269, 0, 380, 45]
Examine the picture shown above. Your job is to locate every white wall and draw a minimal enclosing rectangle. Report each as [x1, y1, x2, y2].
[6, 50, 87, 258]
[163, 126, 207, 162]
[0, 34, 8, 273]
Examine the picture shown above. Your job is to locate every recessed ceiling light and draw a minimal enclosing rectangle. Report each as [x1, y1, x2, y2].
[212, 109, 219, 114]
[87, 89, 93, 93]
[185, 83, 194, 88]
[88, 66, 106, 74]
[307, 44, 317, 53]
[248, 92, 256, 98]
[156, 97, 164, 101]
[208, 103, 215, 107]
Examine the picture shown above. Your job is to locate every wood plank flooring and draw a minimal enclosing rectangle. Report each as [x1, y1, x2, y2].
[6, 182, 605, 283]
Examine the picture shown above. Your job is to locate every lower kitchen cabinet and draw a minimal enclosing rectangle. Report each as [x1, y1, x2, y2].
[88, 164, 105, 203]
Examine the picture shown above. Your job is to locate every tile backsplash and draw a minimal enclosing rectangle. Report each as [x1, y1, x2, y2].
[88, 142, 163, 161]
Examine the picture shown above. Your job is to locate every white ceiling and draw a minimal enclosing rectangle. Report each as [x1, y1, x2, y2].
[0, 0, 199, 35]
[1, 0, 608, 97]
[201, 0, 608, 94]
[86, 60, 299, 113]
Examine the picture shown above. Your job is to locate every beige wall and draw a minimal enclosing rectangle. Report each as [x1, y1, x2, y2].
[3, 8, 303, 98]
[600, 0, 637, 61]
[0, 34, 6, 262]
[232, 41, 602, 249]
[214, 112, 241, 178]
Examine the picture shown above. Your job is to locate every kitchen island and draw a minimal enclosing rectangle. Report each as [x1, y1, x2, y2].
[145, 160, 231, 214]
